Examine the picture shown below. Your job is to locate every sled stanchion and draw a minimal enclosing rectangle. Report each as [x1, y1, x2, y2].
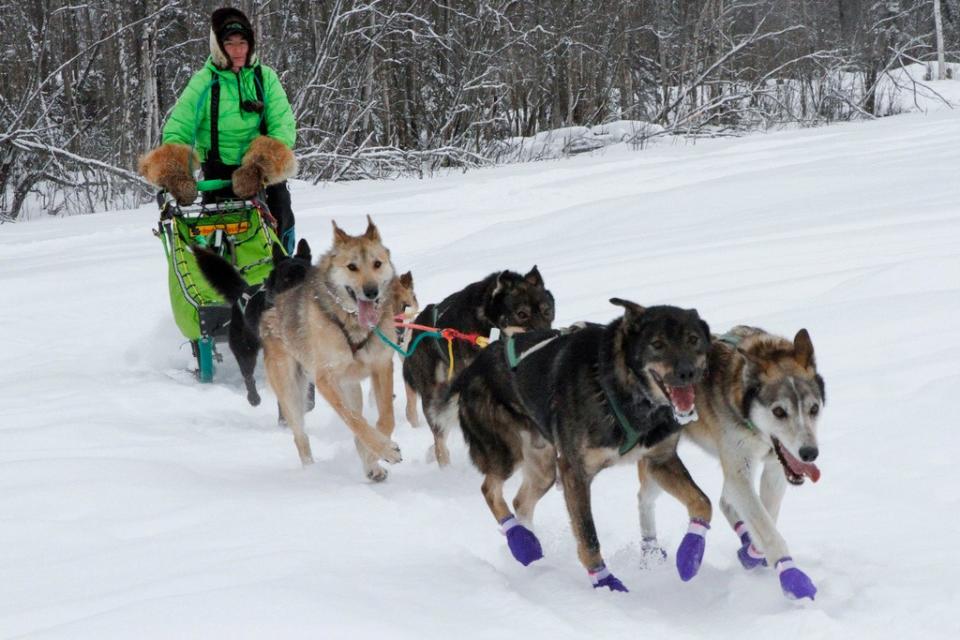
[196, 336, 215, 382]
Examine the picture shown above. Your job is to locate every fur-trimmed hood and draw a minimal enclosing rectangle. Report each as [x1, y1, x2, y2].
[209, 7, 256, 70]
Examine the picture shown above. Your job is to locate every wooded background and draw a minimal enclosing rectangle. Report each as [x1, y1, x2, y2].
[1, 0, 956, 220]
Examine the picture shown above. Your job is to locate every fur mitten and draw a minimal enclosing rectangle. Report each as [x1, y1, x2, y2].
[138, 143, 198, 204]
[232, 136, 297, 198]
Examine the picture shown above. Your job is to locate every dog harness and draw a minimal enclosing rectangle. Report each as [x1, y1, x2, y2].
[599, 377, 644, 455]
[236, 284, 264, 315]
[715, 330, 761, 434]
[503, 325, 643, 455]
[503, 332, 559, 370]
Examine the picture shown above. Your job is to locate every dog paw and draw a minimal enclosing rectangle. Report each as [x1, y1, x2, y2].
[676, 519, 709, 582]
[776, 558, 816, 600]
[247, 390, 261, 406]
[366, 465, 389, 483]
[589, 564, 629, 592]
[378, 440, 402, 464]
[737, 542, 768, 570]
[639, 538, 668, 568]
[424, 444, 450, 466]
[501, 517, 543, 566]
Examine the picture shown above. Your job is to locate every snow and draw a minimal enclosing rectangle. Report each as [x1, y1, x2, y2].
[2, 107, 959, 639]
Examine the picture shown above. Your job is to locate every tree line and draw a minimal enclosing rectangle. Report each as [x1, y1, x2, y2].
[1, 0, 956, 220]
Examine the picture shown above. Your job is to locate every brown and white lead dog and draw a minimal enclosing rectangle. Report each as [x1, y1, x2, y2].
[260, 216, 404, 481]
[638, 326, 825, 600]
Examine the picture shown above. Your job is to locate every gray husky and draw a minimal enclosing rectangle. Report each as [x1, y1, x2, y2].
[638, 325, 824, 600]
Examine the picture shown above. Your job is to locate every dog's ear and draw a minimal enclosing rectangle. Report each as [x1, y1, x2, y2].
[399, 271, 413, 289]
[699, 319, 711, 341]
[523, 265, 544, 288]
[272, 242, 285, 264]
[794, 328, 815, 369]
[331, 219, 351, 245]
[296, 238, 311, 261]
[363, 214, 381, 241]
[610, 298, 645, 324]
[493, 270, 516, 297]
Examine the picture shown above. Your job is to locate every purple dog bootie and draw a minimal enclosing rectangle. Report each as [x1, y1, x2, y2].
[776, 557, 817, 601]
[676, 518, 709, 581]
[589, 563, 628, 592]
[500, 515, 543, 566]
[734, 521, 767, 570]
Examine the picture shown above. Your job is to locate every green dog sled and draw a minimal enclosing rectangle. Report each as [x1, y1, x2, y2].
[155, 179, 282, 382]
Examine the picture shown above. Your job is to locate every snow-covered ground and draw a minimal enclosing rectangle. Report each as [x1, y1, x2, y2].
[1, 106, 959, 639]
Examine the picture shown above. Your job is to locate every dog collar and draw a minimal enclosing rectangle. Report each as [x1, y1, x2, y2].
[717, 331, 745, 347]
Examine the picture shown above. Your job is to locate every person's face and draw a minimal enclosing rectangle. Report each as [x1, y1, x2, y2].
[223, 33, 249, 71]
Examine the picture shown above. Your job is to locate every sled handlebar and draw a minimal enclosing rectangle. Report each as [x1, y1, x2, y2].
[196, 179, 234, 192]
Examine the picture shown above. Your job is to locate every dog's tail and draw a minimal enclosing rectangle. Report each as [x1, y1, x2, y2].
[194, 248, 247, 304]
[431, 390, 461, 438]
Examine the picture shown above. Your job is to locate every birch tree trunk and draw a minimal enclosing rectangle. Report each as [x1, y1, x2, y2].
[933, 0, 946, 80]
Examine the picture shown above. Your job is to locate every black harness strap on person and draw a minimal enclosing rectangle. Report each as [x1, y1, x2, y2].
[253, 65, 267, 135]
[209, 75, 222, 164]
[208, 65, 268, 165]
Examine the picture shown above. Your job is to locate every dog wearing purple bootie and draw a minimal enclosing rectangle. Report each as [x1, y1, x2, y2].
[638, 326, 826, 601]
[444, 300, 714, 592]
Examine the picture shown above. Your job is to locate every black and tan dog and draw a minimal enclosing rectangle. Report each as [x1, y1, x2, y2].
[195, 239, 312, 406]
[638, 326, 825, 600]
[438, 299, 713, 591]
[402, 267, 555, 465]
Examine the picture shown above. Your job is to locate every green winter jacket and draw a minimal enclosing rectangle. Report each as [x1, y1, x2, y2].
[162, 58, 296, 166]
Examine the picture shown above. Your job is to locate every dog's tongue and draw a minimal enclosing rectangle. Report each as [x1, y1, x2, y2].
[357, 299, 378, 328]
[668, 385, 696, 414]
[779, 443, 821, 483]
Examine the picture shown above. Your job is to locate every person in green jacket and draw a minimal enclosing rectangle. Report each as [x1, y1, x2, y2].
[139, 7, 298, 251]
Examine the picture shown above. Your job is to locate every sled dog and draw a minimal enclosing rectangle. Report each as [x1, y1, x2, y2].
[260, 216, 405, 481]
[402, 267, 555, 465]
[195, 239, 312, 406]
[638, 325, 824, 600]
[441, 299, 713, 591]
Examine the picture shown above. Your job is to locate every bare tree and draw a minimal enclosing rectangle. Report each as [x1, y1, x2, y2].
[1, 0, 955, 220]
